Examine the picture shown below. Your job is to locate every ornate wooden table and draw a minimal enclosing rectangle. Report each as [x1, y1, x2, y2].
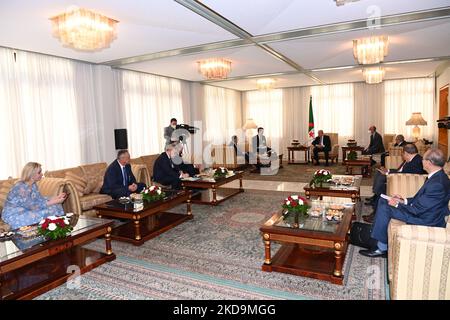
[0, 217, 115, 300]
[341, 146, 365, 164]
[343, 156, 372, 177]
[94, 190, 192, 246]
[260, 202, 354, 285]
[287, 146, 310, 165]
[181, 171, 244, 205]
[303, 175, 362, 203]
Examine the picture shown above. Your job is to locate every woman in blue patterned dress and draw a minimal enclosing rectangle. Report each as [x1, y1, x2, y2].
[1, 162, 67, 229]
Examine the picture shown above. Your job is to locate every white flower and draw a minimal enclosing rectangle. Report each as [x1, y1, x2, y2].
[39, 219, 45, 225]
[66, 212, 74, 217]
[48, 215, 57, 220]
[298, 199, 304, 205]
[64, 219, 70, 225]
[157, 190, 162, 195]
[150, 186, 156, 191]
[144, 189, 149, 194]
[285, 200, 291, 206]
[291, 195, 299, 200]
[48, 223, 57, 231]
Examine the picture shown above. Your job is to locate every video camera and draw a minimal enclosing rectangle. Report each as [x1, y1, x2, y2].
[173, 124, 199, 143]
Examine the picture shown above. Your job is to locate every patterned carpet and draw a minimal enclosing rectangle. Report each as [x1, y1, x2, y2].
[36, 190, 386, 300]
[242, 163, 374, 186]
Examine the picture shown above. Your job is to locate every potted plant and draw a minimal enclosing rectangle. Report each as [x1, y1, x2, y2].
[282, 195, 310, 227]
[141, 185, 166, 202]
[37, 213, 74, 240]
[309, 169, 332, 188]
[213, 167, 228, 179]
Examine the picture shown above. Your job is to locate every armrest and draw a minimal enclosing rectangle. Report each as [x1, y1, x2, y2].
[331, 144, 339, 154]
[131, 164, 151, 186]
[37, 177, 82, 217]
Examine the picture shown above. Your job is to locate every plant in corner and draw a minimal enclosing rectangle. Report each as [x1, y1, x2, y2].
[37, 213, 74, 240]
[309, 169, 332, 188]
[282, 195, 310, 227]
[141, 185, 166, 202]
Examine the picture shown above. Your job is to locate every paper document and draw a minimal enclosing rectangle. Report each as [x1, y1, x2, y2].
[380, 194, 393, 201]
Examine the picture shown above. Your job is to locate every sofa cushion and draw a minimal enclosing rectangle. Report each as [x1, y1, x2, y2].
[79, 193, 112, 211]
[80, 163, 107, 194]
[0, 178, 17, 212]
[64, 171, 87, 197]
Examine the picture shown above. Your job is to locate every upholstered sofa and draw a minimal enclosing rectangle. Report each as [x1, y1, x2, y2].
[0, 177, 79, 231]
[309, 132, 339, 164]
[386, 170, 450, 299]
[45, 162, 149, 217]
[130, 155, 158, 184]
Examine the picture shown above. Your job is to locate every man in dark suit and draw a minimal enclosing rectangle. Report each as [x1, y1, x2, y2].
[363, 144, 426, 222]
[380, 134, 406, 167]
[229, 135, 249, 163]
[311, 130, 331, 166]
[360, 149, 450, 258]
[252, 127, 271, 156]
[363, 125, 385, 155]
[153, 143, 190, 189]
[163, 118, 178, 147]
[100, 150, 146, 199]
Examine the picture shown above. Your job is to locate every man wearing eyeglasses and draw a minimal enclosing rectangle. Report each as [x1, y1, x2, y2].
[360, 148, 450, 258]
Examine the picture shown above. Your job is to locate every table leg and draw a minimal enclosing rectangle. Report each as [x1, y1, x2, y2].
[345, 165, 350, 175]
[105, 226, 113, 255]
[263, 233, 271, 265]
[187, 195, 192, 216]
[351, 193, 356, 203]
[333, 242, 343, 277]
[239, 177, 243, 191]
[288, 150, 291, 163]
[133, 217, 141, 241]
[305, 190, 310, 200]
[212, 185, 217, 204]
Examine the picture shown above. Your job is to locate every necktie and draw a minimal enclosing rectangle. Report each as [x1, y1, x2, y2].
[397, 161, 406, 172]
[122, 166, 127, 186]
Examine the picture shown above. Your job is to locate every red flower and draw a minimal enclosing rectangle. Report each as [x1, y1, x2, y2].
[291, 201, 298, 207]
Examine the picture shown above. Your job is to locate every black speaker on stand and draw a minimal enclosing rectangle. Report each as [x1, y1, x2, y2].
[114, 129, 128, 150]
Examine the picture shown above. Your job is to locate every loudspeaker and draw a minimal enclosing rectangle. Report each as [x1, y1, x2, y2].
[114, 129, 128, 150]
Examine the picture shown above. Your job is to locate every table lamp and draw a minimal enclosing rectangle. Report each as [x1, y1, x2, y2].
[243, 118, 257, 147]
[405, 112, 427, 140]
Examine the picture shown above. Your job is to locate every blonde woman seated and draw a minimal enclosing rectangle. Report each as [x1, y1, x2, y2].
[1, 162, 67, 229]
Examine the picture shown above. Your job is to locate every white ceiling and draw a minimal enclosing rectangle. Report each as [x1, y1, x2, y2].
[0, 0, 449, 90]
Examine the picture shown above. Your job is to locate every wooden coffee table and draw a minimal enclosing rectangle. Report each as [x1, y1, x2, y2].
[260, 201, 354, 285]
[181, 171, 244, 205]
[303, 175, 362, 203]
[94, 190, 192, 246]
[0, 217, 115, 300]
[287, 146, 309, 165]
[343, 156, 372, 177]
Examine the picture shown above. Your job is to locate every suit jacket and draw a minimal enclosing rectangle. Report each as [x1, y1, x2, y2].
[392, 154, 426, 174]
[153, 152, 181, 186]
[164, 126, 175, 146]
[100, 161, 137, 196]
[397, 169, 450, 227]
[311, 135, 331, 152]
[367, 131, 385, 154]
[252, 135, 268, 154]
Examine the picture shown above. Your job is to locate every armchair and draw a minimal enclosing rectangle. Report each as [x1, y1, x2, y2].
[385, 155, 403, 170]
[309, 133, 339, 163]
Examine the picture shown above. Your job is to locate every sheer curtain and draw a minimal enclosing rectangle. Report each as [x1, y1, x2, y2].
[0, 47, 82, 178]
[384, 78, 435, 140]
[282, 87, 311, 151]
[243, 89, 283, 152]
[204, 85, 241, 144]
[119, 70, 185, 157]
[310, 83, 354, 145]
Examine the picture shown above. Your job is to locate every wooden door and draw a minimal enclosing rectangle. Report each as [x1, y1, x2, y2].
[438, 86, 448, 159]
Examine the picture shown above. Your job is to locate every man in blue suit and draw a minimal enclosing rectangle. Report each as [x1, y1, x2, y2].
[363, 144, 426, 222]
[100, 150, 146, 199]
[360, 149, 450, 258]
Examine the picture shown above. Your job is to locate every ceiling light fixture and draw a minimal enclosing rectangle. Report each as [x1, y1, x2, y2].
[334, 0, 361, 6]
[256, 78, 276, 90]
[363, 67, 385, 84]
[353, 36, 389, 64]
[197, 58, 232, 80]
[50, 6, 118, 51]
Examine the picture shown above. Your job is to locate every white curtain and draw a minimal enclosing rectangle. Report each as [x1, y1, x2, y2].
[0, 47, 82, 178]
[204, 85, 241, 144]
[384, 78, 435, 141]
[310, 83, 354, 146]
[118, 70, 186, 157]
[243, 89, 283, 153]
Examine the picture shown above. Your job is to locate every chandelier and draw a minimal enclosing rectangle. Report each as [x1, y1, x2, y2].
[197, 58, 232, 80]
[50, 7, 118, 51]
[353, 36, 389, 64]
[256, 78, 276, 90]
[363, 67, 385, 84]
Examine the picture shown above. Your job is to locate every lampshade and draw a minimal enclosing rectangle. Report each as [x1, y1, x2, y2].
[243, 119, 257, 130]
[256, 78, 276, 90]
[50, 6, 118, 51]
[353, 36, 389, 65]
[405, 112, 427, 126]
[197, 58, 232, 80]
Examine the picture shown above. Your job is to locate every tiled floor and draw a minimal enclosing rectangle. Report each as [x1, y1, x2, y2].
[223, 179, 373, 197]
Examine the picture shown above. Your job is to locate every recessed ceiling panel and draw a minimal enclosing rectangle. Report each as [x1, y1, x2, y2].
[124, 46, 296, 81]
[201, 0, 450, 35]
[0, 0, 237, 63]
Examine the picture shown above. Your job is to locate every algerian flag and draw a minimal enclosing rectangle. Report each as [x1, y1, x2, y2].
[308, 96, 315, 143]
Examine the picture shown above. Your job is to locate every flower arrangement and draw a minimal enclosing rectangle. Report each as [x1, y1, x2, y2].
[38, 213, 74, 240]
[310, 169, 332, 187]
[141, 185, 166, 202]
[282, 195, 310, 226]
[213, 167, 228, 178]
[347, 150, 357, 161]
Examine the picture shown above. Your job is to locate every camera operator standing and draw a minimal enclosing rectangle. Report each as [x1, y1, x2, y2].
[164, 118, 178, 147]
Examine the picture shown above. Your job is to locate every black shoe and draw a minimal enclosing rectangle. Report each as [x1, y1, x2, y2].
[362, 213, 375, 223]
[359, 248, 387, 258]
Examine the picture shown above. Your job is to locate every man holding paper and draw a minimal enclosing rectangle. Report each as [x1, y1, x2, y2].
[359, 149, 450, 258]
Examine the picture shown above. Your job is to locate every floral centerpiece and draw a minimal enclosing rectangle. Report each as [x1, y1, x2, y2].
[38, 213, 74, 240]
[213, 167, 228, 179]
[141, 185, 166, 202]
[347, 150, 357, 161]
[310, 169, 332, 188]
[282, 195, 310, 227]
